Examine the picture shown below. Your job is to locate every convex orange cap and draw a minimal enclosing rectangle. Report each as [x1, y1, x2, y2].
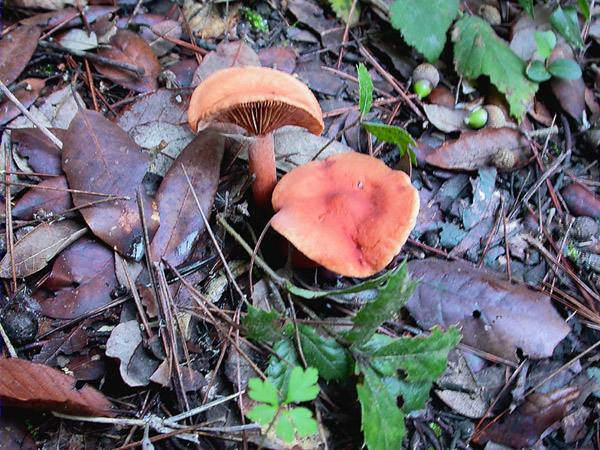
[271, 152, 420, 278]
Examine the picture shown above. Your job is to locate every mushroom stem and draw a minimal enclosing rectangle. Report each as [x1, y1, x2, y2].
[248, 133, 277, 209]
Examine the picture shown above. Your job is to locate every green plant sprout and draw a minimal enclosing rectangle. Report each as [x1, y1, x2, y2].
[525, 30, 582, 82]
[240, 7, 269, 33]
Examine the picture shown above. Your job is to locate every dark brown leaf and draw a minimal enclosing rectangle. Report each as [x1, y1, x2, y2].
[62, 109, 159, 260]
[407, 258, 570, 361]
[37, 237, 118, 319]
[549, 43, 585, 122]
[12, 176, 73, 220]
[0, 78, 45, 126]
[168, 58, 199, 87]
[258, 46, 297, 73]
[0, 358, 114, 416]
[561, 183, 600, 218]
[95, 29, 160, 93]
[12, 127, 65, 175]
[0, 220, 86, 278]
[192, 40, 260, 86]
[425, 128, 530, 171]
[150, 130, 224, 266]
[32, 324, 88, 365]
[66, 351, 106, 381]
[20, 6, 117, 29]
[0, 418, 36, 450]
[0, 25, 41, 85]
[140, 20, 182, 57]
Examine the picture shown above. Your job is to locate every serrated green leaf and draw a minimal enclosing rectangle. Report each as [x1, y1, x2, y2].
[297, 324, 352, 381]
[550, 6, 584, 49]
[362, 122, 416, 162]
[357, 63, 373, 119]
[328, 0, 360, 25]
[534, 31, 557, 59]
[275, 410, 295, 443]
[578, 0, 590, 21]
[347, 263, 417, 347]
[452, 15, 538, 120]
[266, 338, 299, 391]
[248, 377, 280, 406]
[357, 364, 406, 450]
[518, 0, 534, 17]
[247, 404, 278, 425]
[389, 0, 459, 62]
[243, 305, 285, 343]
[548, 58, 582, 80]
[285, 366, 320, 404]
[287, 407, 319, 437]
[526, 60, 552, 82]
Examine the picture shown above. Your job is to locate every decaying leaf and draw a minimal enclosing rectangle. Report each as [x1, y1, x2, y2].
[423, 104, 469, 133]
[0, 418, 36, 450]
[549, 43, 585, 122]
[12, 128, 64, 175]
[140, 20, 182, 57]
[0, 78, 45, 126]
[0, 358, 113, 416]
[0, 25, 41, 85]
[407, 258, 570, 361]
[20, 6, 116, 29]
[150, 130, 224, 266]
[183, 0, 240, 40]
[0, 220, 86, 278]
[192, 40, 260, 86]
[258, 46, 297, 73]
[12, 176, 73, 220]
[62, 109, 159, 260]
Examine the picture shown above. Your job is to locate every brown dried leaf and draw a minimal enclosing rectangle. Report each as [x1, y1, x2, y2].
[12, 128, 64, 175]
[549, 43, 585, 122]
[12, 176, 73, 220]
[150, 130, 224, 266]
[141, 20, 182, 57]
[561, 183, 600, 218]
[95, 29, 160, 93]
[425, 128, 530, 171]
[407, 258, 570, 361]
[37, 237, 118, 319]
[0, 357, 113, 416]
[62, 109, 159, 260]
[192, 40, 260, 86]
[183, 0, 239, 40]
[20, 6, 116, 29]
[423, 104, 469, 133]
[258, 46, 297, 73]
[0, 25, 41, 85]
[0, 220, 86, 278]
[0, 418, 36, 450]
[0, 78, 45, 126]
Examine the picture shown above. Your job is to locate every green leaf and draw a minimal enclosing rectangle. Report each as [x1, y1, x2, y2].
[362, 121, 416, 163]
[534, 31, 557, 59]
[275, 410, 295, 443]
[389, 0, 459, 62]
[287, 407, 319, 438]
[297, 324, 352, 381]
[452, 15, 538, 120]
[285, 366, 320, 404]
[248, 377, 280, 406]
[266, 338, 299, 391]
[328, 0, 360, 25]
[526, 60, 551, 82]
[246, 404, 278, 426]
[356, 364, 406, 450]
[346, 262, 417, 347]
[518, 0, 534, 17]
[578, 0, 590, 21]
[548, 58, 582, 80]
[550, 6, 584, 49]
[243, 305, 285, 343]
[357, 63, 373, 119]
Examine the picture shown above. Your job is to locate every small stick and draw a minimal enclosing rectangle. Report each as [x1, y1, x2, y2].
[0, 81, 63, 149]
[4, 143, 17, 292]
[0, 322, 18, 357]
[336, 0, 359, 69]
[84, 58, 99, 112]
[0, 179, 128, 199]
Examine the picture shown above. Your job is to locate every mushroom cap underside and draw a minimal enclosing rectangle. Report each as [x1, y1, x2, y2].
[188, 66, 324, 136]
[271, 152, 420, 278]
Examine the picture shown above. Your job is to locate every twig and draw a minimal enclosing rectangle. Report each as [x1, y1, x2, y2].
[0, 322, 18, 357]
[0, 81, 63, 149]
[336, 0, 359, 69]
[4, 143, 17, 292]
[0, 179, 128, 199]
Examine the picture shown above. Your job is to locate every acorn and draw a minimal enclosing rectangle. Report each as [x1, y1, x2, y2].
[484, 105, 506, 128]
[491, 148, 517, 170]
[412, 63, 440, 99]
[479, 5, 501, 25]
[464, 106, 488, 129]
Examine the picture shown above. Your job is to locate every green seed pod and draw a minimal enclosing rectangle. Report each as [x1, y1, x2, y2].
[464, 106, 488, 129]
[412, 63, 439, 99]
[413, 79, 433, 99]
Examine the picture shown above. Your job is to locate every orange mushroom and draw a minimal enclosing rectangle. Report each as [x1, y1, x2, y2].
[271, 152, 419, 278]
[188, 66, 324, 209]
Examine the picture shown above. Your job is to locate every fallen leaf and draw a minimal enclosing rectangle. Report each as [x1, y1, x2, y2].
[406, 258, 570, 361]
[105, 320, 160, 387]
[258, 46, 297, 73]
[27, 85, 82, 130]
[150, 130, 224, 266]
[116, 88, 194, 176]
[423, 104, 469, 133]
[192, 40, 260, 86]
[426, 128, 530, 171]
[287, 0, 344, 47]
[0, 25, 41, 85]
[0, 357, 113, 416]
[12, 176, 73, 220]
[510, 8, 553, 61]
[37, 237, 118, 319]
[0, 220, 86, 278]
[66, 351, 106, 381]
[428, 86, 455, 108]
[6, 0, 85, 10]
[20, 6, 116, 29]
[168, 58, 198, 87]
[561, 183, 600, 218]
[549, 43, 585, 122]
[12, 127, 64, 175]
[32, 324, 87, 365]
[0, 78, 45, 126]
[62, 109, 159, 260]
[141, 20, 182, 57]
[56, 28, 98, 52]
[183, 0, 239, 40]
[95, 29, 160, 93]
[296, 61, 346, 96]
[0, 418, 36, 450]
[462, 168, 498, 230]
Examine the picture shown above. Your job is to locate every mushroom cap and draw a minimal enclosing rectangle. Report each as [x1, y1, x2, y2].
[271, 152, 420, 278]
[188, 66, 324, 136]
